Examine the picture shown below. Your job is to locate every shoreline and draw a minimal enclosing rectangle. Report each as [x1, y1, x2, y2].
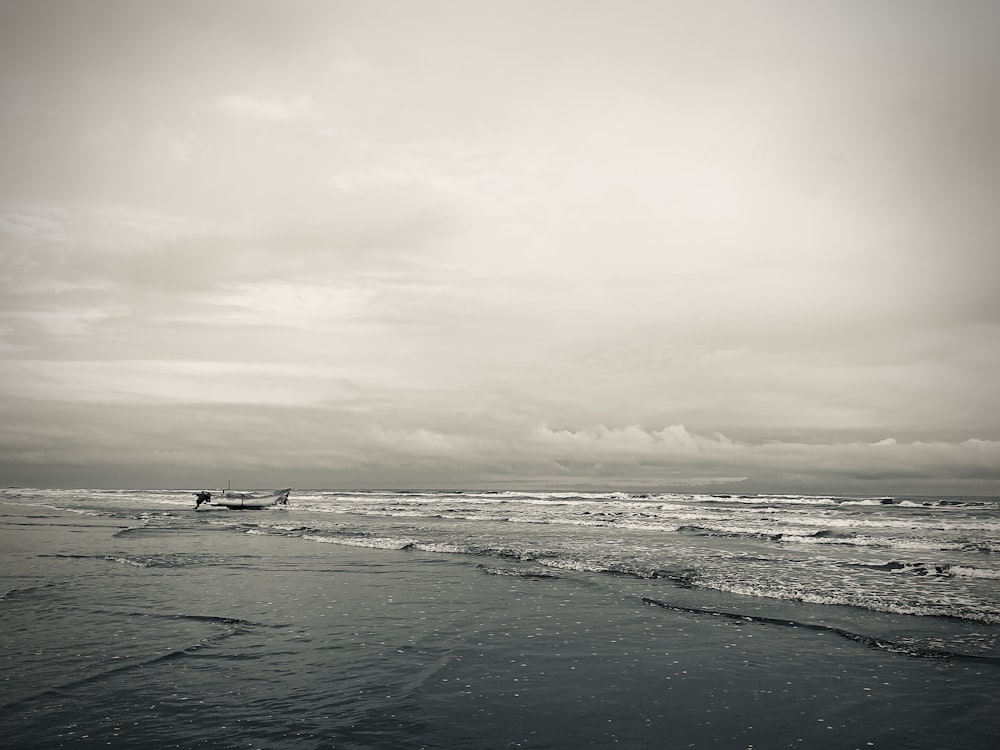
[2, 504, 999, 749]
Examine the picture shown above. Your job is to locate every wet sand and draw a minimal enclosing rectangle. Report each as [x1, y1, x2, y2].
[2, 505, 998, 749]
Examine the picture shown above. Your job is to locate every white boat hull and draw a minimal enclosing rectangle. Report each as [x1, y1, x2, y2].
[196, 489, 291, 510]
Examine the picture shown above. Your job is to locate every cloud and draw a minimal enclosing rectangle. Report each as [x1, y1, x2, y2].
[2, 394, 997, 493]
[217, 93, 320, 124]
[1, 2, 998, 492]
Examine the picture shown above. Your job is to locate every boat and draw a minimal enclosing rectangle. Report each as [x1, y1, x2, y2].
[194, 488, 291, 510]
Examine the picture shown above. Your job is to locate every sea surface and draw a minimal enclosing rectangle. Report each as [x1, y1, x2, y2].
[2, 488, 999, 748]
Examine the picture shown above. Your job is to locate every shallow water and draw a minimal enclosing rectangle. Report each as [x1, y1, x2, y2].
[2, 489, 999, 748]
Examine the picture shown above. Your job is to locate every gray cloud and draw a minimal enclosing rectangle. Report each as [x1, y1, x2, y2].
[3, 393, 998, 494]
[1, 1, 998, 492]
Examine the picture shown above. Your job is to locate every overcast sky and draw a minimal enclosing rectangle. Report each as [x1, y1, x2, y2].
[1, 0, 998, 493]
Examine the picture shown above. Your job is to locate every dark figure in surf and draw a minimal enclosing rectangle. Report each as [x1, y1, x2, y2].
[194, 491, 212, 509]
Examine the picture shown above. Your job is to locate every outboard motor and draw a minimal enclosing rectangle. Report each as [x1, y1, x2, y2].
[194, 491, 212, 509]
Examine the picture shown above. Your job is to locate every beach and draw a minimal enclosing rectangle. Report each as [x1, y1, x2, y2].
[2, 491, 999, 749]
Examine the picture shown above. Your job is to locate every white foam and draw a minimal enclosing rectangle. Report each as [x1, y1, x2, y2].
[413, 542, 470, 554]
[104, 555, 153, 567]
[948, 565, 1000, 580]
[301, 534, 416, 550]
[694, 579, 1000, 624]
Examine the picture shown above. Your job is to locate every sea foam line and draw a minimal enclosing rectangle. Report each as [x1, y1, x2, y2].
[641, 597, 1000, 662]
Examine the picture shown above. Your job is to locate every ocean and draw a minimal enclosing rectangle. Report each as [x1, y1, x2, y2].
[2, 488, 998, 749]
